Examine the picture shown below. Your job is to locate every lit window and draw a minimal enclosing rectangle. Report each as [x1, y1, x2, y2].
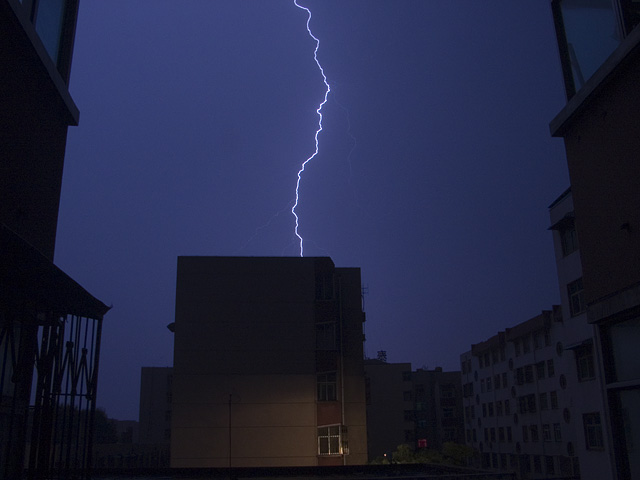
[583, 413, 604, 450]
[318, 425, 347, 455]
[317, 372, 337, 401]
[568, 278, 585, 316]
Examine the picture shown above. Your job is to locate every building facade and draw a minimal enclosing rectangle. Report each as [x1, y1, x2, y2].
[364, 360, 464, 461]
[461, 307, 587, 479]
[548, 188, 613, 479]
[412, 367, 464, 451]
[549, 2, 640, 478]
[364, 359, 413, 459]
[171, 256, 367, 467]
[1, 1, 108, 479]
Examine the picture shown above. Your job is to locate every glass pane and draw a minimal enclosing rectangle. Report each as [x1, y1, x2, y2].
[609, 317, 640, 382]
[559, 0, 620, 90]
[35, 0, 67, 65]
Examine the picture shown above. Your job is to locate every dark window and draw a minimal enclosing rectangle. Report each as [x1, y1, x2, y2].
[507, 426, 512, 442]
[488, 403, 494, 417]
[525, 365, 534, 383]
[543, 424, 552, 442]
[534, 455, 542, 474]
[316, 322, 336, 350]
[568, 278, 585, 316]
[504, 399, 510, 415]
[317, 372, 337, 401]
[546, 455, 555, 475]
[575, 343, 595, 381]
[540, 392, 548, 411]
[523, 335, 531, 354]
[536, 361, 546, 379]
[404, 410, 414, 422]
[583, 413, 604, 450]
[547, 359, 555, 377]
[554, 423, 562, 441]
[496, 400, 503, 416]
[315, 273, 334, 300]
[403, 391, 413, 401]
[440, 384, 455, 398]
[560, 221, 579, 256]
[499, 427, 505, 442]
[502, 372, 508, 387]
[530, 425, 539, 442]
[487, 377, 492, 392]
[402, 371, 412, 381]
[522, 425, 529, 443]
[34, 0, 67, 66]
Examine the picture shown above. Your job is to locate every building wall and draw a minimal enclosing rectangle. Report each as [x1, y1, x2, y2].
[364, 361, 413, 459]
[413, 368, 464, 450]
[550, 5, 640, 478]
[139, 367, 172, 445]
[548, 190, 613, 480]
[171, 257, 367, 468]
[461, 309, 584, 479]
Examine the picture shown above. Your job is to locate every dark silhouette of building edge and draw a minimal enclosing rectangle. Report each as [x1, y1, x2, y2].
[1, 1, 109, 479]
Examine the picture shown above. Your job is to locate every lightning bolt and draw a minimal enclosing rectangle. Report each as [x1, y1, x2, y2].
[292, 0, 330, 257]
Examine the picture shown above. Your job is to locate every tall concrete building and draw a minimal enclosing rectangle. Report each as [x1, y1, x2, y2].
[171, 256, 368, 467]
[1, 1, 108, 479]
[549, 2, 640, 478]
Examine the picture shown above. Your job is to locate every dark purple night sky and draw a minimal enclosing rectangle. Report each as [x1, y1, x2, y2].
[55, 1, 569, 420]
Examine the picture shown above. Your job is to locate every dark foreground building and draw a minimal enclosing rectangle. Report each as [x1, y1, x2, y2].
[1, 1, 108, 478]
[549, 2, 640, 479]
[171, 257, 368, 467]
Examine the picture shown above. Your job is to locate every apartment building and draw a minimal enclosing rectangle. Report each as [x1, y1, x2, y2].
[1, 1, 108, 478]
[461, 307, 584, 479]
[171, 256, 367, 467]
[549, 2, 640, 478]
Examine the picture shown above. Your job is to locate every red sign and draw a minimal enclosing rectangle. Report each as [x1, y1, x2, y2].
[417, 439, 427, 448]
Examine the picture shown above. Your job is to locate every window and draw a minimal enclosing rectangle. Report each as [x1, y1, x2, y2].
[481, 379, 485, 393]
[546, 455, 555, 475]
[482, 403, 487, 417]
[496, 400, 503, 416]
[516, 367, 524, 385]
[34, 0, 68, 66]
[504, 399, 510, 415]
[440, 384, 454, 398]
[315, 273, 334, 300]
[404, 410, 414, 422]
[507, 426, 512, 442]
[502, 372, 508, 387]
[402, 371, 412, 381]
[515, 339, 521, 356]
[575, 343, 595, 381]
[403, 391, 413, 401]
[488, 403, 494, 417]
[543, 424, 552, 442]
[494, 374, 501, 390]
[523, 335, 531, 354]
[522, 425, 529, 442]
[443, 407, 455, 418]
[534, 455, 542, 474]
[539, 392, 548, 411]
[318, 425, 346, 455]
[527, 394, 537, 413]
[316, 322, 336, 350]
[583, 413, 604, 449]
[550, 391, 559, 409]
[552, 0, 621, 97]
[568, 278, 585, 316]
[525, 365, 534, 383]
[560, 221, 579, 256]
[487, 377, 492, 392]
[499, 427, 505, 442]
[547, 359, 555, 377]
[554, 423, 562, 442]
[490, 428, 496, 442]
[536, 361, 545, 379]
[318, 372, 337, 401]
[530, 425, 539, 442]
